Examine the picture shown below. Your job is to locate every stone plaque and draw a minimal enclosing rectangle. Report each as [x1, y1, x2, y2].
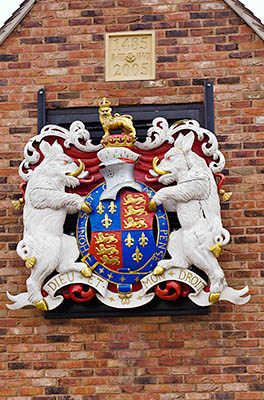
[105, 31, 155, 81]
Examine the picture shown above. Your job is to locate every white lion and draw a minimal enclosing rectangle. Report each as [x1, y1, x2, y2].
[149, 131, 230, 299]
[16, 140, 91, 310]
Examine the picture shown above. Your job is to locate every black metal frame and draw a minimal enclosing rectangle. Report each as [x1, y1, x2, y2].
[37, 82, 215, 135]
[37, 84, 215, 319]
[204, 81, 215, 133]
[37, 88, 46, 134]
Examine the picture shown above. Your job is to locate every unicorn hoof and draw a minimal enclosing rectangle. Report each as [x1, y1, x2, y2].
[153, 266, 165, 275]
[81, 202, 92, 214]
[12, 197, 24, 210]
[209, 243, 222, 258]
[148, 199, 157, 212]
[209, 292, 221, 304]
[81, 267, 92, 277]
[35, 299, 48, 311]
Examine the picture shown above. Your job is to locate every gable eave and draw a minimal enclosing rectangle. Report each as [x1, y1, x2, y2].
[0, 0, 264, 46]
[0, 0, 38, 46]
[223, 0, 264, 42]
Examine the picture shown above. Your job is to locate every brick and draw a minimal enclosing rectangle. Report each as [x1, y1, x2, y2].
[179, 4, 200, 11]
[45, 387, 68, 394]
[69, 18, 92, 26]
[130, 23, 153, 30]
[8, 362, 31, 370]
[58, 92, 80, 99]
[217, 77, 240, 84]
[0, 54, 18, 62]
[215, 394, 234, 400]
[157, 56, 177, 63]
[81, 10, 103, 17]
[216, 44, 239, 51]
[168, 79, 190, 86]
[165, 30, 188, 37]
[190, 12, 213, 19]
[229, 51, 252, 59]
[142, 15, 164, 22]
[44, 36, 67, 44]
[46, 335, 70, 343]
[20, 38, 43, 45]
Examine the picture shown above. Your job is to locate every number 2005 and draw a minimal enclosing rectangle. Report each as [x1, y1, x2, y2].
[113, 63, 149, 77]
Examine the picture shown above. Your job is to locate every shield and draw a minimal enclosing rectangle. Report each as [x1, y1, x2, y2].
[77, 182, 169, 293]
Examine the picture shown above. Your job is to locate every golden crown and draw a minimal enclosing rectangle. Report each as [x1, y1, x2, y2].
[101, 134, 136, 148]
[99, 97, 111, 109]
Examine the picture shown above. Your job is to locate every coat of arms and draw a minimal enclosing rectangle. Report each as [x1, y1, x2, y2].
[7, 98, 250, 312]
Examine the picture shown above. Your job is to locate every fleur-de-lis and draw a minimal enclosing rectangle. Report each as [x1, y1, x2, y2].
[108, 201, 117, 214]
[139, 232, 148, 247]
[96, 201, 105, 215]
[125, 233, 134, 248]
[132, 247, 143, 263]
[102, 213, 112, 228]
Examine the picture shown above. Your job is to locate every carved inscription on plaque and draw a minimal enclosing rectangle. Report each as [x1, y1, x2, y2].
[105, 31, 155, 81]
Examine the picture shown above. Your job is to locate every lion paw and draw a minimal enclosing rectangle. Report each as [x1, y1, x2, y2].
[81, 267, 92, 277]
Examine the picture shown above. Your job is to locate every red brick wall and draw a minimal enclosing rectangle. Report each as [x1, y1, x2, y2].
[0, 0, 263, 399]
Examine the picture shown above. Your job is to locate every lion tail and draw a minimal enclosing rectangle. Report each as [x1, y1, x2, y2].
[114, 113, 133, 120]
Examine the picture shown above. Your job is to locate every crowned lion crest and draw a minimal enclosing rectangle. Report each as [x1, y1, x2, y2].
[7, 99, 250, 312]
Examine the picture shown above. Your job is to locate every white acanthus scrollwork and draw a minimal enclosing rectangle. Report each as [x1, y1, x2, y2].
[136, 118, 225, 173]
[19, 121, 102, 181]
[172, 120, 225, 173]
[135, 117, 175, 150]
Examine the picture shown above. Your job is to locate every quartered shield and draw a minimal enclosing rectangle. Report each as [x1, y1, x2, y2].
[77, 182, 170, 293]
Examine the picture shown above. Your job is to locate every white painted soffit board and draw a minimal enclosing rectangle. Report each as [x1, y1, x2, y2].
[0, 0, 37, 46]
[224, 0, 264, 42]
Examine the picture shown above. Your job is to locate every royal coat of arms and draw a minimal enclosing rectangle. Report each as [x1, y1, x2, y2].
[7, 98, 250, 312]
